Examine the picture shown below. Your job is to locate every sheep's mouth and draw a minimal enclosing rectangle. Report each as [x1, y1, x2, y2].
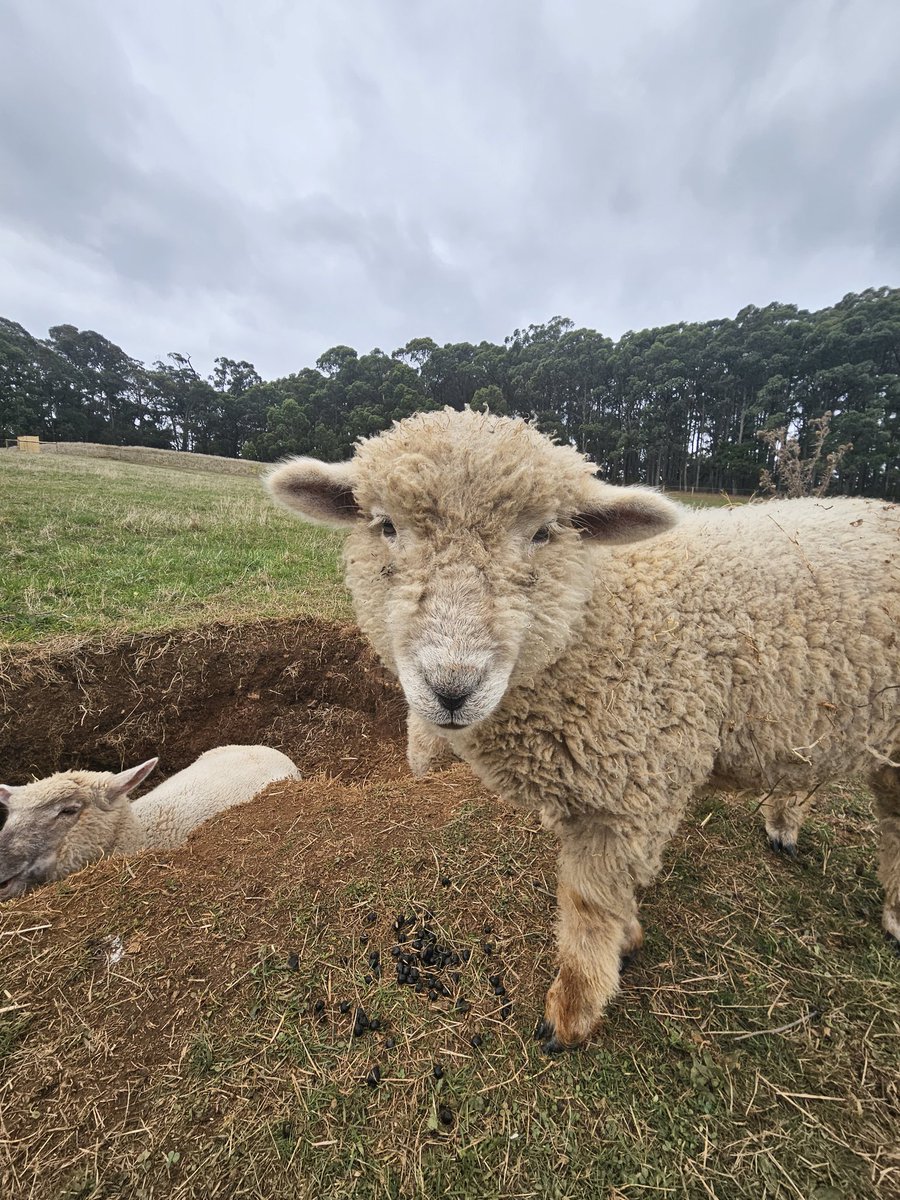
[0, 871, 25, 899]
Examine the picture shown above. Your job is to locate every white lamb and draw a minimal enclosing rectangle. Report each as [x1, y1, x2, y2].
[0, 745, 299, 900]
[267, 407, 900, 1049]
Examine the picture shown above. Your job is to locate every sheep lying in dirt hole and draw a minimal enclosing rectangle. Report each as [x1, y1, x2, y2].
[268, 407, 900, 1049]
[0, 745, 299, 900]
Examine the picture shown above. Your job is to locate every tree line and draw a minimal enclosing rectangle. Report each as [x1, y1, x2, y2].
[2, 286, 899, 498]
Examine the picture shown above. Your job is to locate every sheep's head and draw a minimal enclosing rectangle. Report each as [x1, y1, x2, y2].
[268, 409, 679, 731]
[0, 759, 157, 900]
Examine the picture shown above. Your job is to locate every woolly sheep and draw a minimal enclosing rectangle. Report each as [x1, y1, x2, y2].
[267, 407, 900, 1048]
[0, 745, 299, 900]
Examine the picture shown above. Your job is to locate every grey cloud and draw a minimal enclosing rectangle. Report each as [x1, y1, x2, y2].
[0, 0, 898, 377]
[0, 2, 253, 295]
[667, 1, 900, 259]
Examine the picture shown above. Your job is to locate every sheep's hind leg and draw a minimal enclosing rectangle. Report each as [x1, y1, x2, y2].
[870, 761, 900, 952]
[541, 818, 647, 1049]
[763, 789, 817, 858]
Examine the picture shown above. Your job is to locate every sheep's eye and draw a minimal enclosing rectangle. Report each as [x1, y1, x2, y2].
[381, 519, 397, 541]
[531, 525, 551, 545]
[57, 805, 80, 818]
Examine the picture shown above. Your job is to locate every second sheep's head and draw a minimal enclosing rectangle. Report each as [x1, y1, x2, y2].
[0, 759, 158, 900]
[267, 408, 679, 732]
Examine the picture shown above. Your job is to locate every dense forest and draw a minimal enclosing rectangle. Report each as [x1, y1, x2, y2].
[2, 287, 899, 498]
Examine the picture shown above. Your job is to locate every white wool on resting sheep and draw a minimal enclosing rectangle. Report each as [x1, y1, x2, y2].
[0, 745, 299, 899]
[132, 744, 299, 849]
[267, 406, 900, 1049]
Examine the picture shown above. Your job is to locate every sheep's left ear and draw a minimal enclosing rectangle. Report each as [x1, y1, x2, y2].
[107, 758, 159, 803]
[0, 784, 11, 804]
[573, 481, 681, 545]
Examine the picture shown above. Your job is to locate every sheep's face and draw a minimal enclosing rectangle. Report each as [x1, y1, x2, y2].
[268, 409, 679, 730]
[0, 760, 157, 900]
[0, 778, 88, 899]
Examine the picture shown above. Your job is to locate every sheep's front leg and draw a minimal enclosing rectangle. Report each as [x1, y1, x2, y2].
[406, 710, 445, 778]
[406, 709, 461, 778]
[543, 818, 643, 1048]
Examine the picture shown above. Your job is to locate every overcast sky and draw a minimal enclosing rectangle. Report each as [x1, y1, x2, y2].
[1, 0, 898, 378]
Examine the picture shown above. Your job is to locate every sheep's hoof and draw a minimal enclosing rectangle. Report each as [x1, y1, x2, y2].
[620, 919, 643, 972]
[543, 969, 606, 1049]
[767, 833, 797, 859]
[881, 909, 900, 953]
[619, 949, 639, 974]
[406, 755, 433, 779]
[533, 1018, 568, 1056]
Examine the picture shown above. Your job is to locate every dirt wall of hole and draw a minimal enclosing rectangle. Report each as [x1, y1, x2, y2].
[0, 617, 407, 785]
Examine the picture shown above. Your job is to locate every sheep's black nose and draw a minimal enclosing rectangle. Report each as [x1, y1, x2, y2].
[433, 689, 471, 715]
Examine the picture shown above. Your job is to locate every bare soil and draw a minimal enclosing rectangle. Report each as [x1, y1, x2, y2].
[0, 616, 407, 784]
[0, 616, 504, 1194]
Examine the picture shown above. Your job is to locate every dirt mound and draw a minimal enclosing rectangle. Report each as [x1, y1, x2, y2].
[0, 762, 538, 1199]
[0, 763, 491, 1064]
[0, 616, 407, 784]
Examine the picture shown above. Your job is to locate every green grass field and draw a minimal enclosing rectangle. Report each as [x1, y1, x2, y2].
[667, 489, 749, 507]
[1, 452, 742, 646]
[1, 451, 350, 644]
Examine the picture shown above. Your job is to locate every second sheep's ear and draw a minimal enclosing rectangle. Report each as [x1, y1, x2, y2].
[266, 458, 361, 528]
[105, 758, 159, 805]
[573, 480, 681, 545]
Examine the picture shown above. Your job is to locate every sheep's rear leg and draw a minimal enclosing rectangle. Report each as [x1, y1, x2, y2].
[542, 822, 645, 1048]
[763, 790, 816, 858]
[871, 762, 900, 951]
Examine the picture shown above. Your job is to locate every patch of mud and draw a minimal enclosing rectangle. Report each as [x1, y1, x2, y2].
[0, 616, 407, 784]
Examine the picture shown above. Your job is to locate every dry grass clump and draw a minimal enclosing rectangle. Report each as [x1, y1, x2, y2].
[758, 412, 852, 498]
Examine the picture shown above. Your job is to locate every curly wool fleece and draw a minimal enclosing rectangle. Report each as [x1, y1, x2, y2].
[268, 407, 900, 1047]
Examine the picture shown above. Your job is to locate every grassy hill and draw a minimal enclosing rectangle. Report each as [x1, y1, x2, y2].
[1, 451, 349, 644]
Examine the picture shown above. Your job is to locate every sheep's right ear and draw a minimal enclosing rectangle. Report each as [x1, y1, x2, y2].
[0, 785, 11, 804]
[266, 458, 361, 528]
[107, 758, 159, 803]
